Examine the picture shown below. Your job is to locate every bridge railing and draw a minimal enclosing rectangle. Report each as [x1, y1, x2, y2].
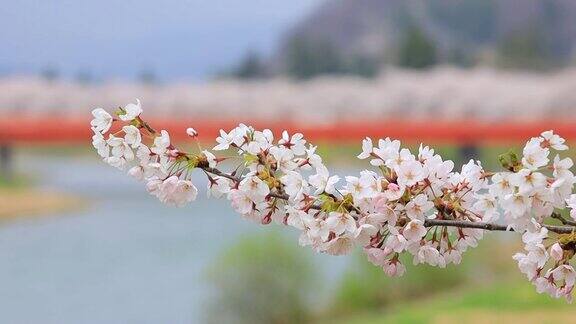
[2, 117, 576, 145]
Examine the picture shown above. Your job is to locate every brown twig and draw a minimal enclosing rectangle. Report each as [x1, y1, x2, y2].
[198, 165, 576, 234]
[424, 219, 575, 234]
[551, 212, 576, 226]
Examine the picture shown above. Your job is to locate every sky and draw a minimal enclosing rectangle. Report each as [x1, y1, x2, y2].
[0, 0, 323, 81]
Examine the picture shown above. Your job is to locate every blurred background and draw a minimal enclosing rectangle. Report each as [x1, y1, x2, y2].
[2, 0, 576, 323]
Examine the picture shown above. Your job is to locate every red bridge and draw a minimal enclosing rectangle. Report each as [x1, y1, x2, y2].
[1, 116, 575, 180]
[2, 117, 576, 145]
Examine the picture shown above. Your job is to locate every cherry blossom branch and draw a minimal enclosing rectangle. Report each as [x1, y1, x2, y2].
[201, 166, 241, 182]
[199, 164, 576, 234]
[90, 100, 576, 301]
[424, 219, 575, 234]
[551, 212, 576, 227]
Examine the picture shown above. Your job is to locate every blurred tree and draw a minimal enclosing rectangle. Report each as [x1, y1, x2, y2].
[329, 253, 467, 316]
[40, 66, 59, 82]
[346, 55, 379, 78]
[446, 48, 474, 68]
[205, 231, 318, 324]
[138, 68, 157, 85]
[75, 69, 94, 85]
[326, 238, 524, 318]
[496, 29, 552, 70]
[428, 0, 496, 45]
[285, 36, 346, 79]
[231, 51, 268, 79]
[398, 26, 438, 69]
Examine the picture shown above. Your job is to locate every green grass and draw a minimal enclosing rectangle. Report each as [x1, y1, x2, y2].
[0, 174, 30, 188]
[330, 282, 573, 324]
[320, 235, 576, 324]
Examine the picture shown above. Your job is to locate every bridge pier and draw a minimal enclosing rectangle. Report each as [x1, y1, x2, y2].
[0, 144, 13, 183]
[458, 144, 480, 164]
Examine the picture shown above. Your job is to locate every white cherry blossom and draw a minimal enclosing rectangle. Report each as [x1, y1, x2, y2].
[326, 212, 357, 235]
[239, 175, 270, 202]
[309, 165, 339, 195]
[541, 130, 568, 151]
[511, 169, 547, 195]
[414, 244, 442, 266]
[90, 108, 113, 134]
[122, 125, 142, 148]
[405, 194, 434, 220]
[403, 219, 427, 241]
[490, 172, 514, 196]
[357, 137, 373, 160]
[553, 155, 574, 180]
[396, 160, 425, 188]
[91, 101, 576, 302]
[372, 137, 401, 165]
[279, 131, 306, 155]
[119, 99, 143, 122]
[229, 189, 255, 215]
[281, 171, 309, 201]
[151, 130, 171, 155]
[92, 132, 109, 158]
[566, 194, 576, 220]
[522, 137, 549, 170]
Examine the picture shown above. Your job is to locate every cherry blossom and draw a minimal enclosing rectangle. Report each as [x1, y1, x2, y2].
[122, 125, 142, 148]
[90, 108, 113, 134]
[118, 99, 143, 122]
[522, 137, 549, 170]
[567, 194, 576, 220]
[151, 130, 171, 155]
[92, 132, 109, 158]
[281, 171, 308, 201]
[91, 101, 576, 302]
[309, 165, 339, 195]
[403, 219, 427, 242]
[541, 130, 568, 151]
[405, 194, 434, 220]
[279, 131, 306, 155]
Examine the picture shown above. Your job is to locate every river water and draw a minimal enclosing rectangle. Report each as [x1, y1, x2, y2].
[0, 154, 348, 324]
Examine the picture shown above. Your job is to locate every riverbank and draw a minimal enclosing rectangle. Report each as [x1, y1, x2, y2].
[0, 188, 85, 221]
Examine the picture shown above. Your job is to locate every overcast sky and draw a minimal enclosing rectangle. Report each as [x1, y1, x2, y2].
[0, 0, 323, 80]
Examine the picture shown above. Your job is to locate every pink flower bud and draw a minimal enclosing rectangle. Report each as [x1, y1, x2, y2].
[186, 127, 198, 137]
[551, 243, 564, 261]
[167, 149, 180, 158]
[365, 248, 387, 266]
[383, 262, 398, 276]
[261, 214, 272, 225]
[383, 260, 406, 277]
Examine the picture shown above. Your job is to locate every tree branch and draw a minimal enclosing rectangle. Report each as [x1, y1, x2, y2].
[199, 166, 576, 234]
[551, 212, 576, 226]
[424, 219, 575, 234]
[202, 166, 289, 199]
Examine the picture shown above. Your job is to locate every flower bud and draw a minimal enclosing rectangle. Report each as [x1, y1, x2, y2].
[365, 248, 387, 266]
[551, 243, 564, 262]
[186, 127, 198, 137]
[261, 214, 272, 225]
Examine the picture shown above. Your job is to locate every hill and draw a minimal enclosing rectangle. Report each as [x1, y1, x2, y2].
[271, 0, 576, 77]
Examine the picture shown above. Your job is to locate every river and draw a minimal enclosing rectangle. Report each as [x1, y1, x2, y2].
[0, 153, 349, 323]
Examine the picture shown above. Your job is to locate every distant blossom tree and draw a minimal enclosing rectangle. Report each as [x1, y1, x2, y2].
[92, 100, 576, 302]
